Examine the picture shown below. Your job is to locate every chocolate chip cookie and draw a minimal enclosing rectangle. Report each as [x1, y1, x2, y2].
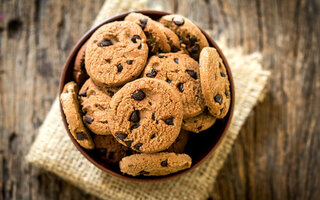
[60, 82, 94, 149]
[159, 14, 209, 60]
[142, 53, 205, 118]
[73, 41, 89, 86]
[93, 135, 133, 164]
[199, 47, 231, 118]
[79, 79, 119, 135]
[125, 12, 172, 54]
[85, 21, 148, 87]
[107, 78, 183, 153]
[166, 130, 189, 153]
[119, 152, 192, 176]
[182, 109, 216, 133]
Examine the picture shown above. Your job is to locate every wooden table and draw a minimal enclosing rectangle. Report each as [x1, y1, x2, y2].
[0, 0, 319, 199]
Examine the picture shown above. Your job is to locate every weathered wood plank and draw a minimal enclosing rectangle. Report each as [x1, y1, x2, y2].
[0, 0, 319, 199]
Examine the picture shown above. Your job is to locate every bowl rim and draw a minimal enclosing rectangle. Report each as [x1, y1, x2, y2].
[59, 10, 235, 182]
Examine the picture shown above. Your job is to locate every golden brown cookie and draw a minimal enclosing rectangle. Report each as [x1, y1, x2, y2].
[182, 109, 216, 133]
[119, 152, 192, 176]
[125, 12, 171, 54]
[199, 47, 231, 118]
[60, 82, 94, 149]
[79, 79, 119, 135]
[93, 135, 133, 164]
[73, 41, 89, 86]
[159, 14, 209, 60]
[107, 78, 183, 153]
[142, 53, 205, 118]
[85, 21, 148, 87]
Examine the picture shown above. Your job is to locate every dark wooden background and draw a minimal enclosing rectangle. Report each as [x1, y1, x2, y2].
[0, 0, 319, 199]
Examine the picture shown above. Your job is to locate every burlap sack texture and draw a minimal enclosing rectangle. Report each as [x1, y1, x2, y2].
[26, 0, 271, 199]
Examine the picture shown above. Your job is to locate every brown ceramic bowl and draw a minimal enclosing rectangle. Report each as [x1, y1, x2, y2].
[59, 10, 235, 182]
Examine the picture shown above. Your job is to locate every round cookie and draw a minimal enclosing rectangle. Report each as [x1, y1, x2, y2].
[79, 78, 119, 135]
[142, 53, 205, 118]
[166, 130, 189, 153]
[73, 41, 89, 86]
[182, 109, 216, 133]
[199, 47, 231, 118]
[85, 21, 148, 87]
[119, 152, 192, 176]
[107, 78, 183, 153]
[93, 135, 133, 164]
[125, 12, 171, 54]
[60, 82, 94, 149]
[159, 14, 209, 60]
[161, 25, 180, 52]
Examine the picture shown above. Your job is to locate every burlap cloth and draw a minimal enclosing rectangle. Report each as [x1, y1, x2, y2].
[26, 0, 271, 199]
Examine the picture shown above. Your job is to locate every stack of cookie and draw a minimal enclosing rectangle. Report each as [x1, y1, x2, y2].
[60, 13, 231, 177]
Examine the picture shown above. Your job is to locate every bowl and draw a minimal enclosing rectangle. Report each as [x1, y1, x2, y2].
[59, 10, 235, 182]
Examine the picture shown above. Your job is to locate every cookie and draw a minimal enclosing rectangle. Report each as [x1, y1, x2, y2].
[85, 21, 148, 87]
[60, 82, 94, 149]
[161, 24, 181, 52]
[125, 12, 171, 54]
[73, 41, 89, 86]
[119, 152, 192, 176]
[79, 78, 119, 135]
[199, 47, 231, 118]
[159, 14, 209, 60]
[142, 53, 205, 118]
[107, 78, 183, 153]
[182, 109, 216, 133]
[93, 135, 133, 164]
[166, 130, 189, 153]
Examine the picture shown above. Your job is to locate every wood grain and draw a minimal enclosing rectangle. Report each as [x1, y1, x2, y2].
[0, 0, 319, 199]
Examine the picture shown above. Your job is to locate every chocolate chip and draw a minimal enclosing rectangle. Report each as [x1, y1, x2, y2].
[76, 132, 88, 140]
[84, 115, 94, 124]
[131, 90, 145, 101]
[225, 90, 230, 98]
[220, 72, 226, 77]
[156, 120, 159, 124]
[183, 119, 186, 124]
[164, 118, 174, 125]
[139, 170, 149, 175]
[177, 83, 184, 93]
[79, 90, 87, 97]
[126, 60, 133, 65]
[173, 16, 185, 26]
[152, 113, 155, 120]
[166, 78, 172, 83]
[139, 18, 148, 30]
[191, 44, 200, 53]
[174, 58, 179, 64]
[138, 43, 142, 50]
[93, 40, 97, 43]
[190, 36, 198, 44]
[186, 70, 197, 79]
[133, 143, 143, 151]
[161, 159, 168, 167]
[146, 68, 157, 78]
[107, 90, 114, 97]
[157, 54, 165, 58]
[197, 126, 202, 131]
[124, 140, 133, 147]
[214, 94, 223, 105]
[98, 39, 113, 47]
[220, 108, 224, 113]
[117, 64, 123, 72]
[116, 133, 127, 140]
[130, 123, 140, 130]
[151, 133, 156, 139]
[219, 62, 222, 68]
[129, 110, 140, 123]
[131, 35, 141, 43]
